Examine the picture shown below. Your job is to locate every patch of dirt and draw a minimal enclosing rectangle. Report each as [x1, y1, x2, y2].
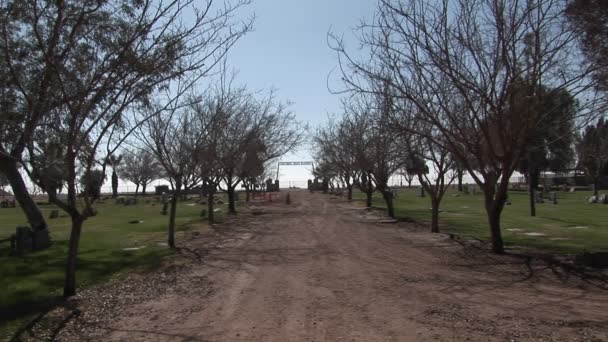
[23, 192, 608, 341]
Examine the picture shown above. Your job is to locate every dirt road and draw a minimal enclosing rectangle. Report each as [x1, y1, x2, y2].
[60, 192, 608, 341]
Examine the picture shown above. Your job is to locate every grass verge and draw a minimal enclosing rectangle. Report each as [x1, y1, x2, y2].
[0, 197, 228, 338]
[353, 188, 608, 254]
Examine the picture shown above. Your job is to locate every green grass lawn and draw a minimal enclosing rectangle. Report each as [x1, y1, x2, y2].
[0, 196, 227, 336]
[356, 188, 608, 254]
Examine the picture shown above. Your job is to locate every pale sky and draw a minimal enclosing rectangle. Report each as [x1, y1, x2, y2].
[103, 1, 377, 193]
[225, 0, 376, 186]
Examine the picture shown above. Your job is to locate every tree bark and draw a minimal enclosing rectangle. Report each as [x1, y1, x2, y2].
[111, 170, 118, 198]
[168, 179, 181, 248]
[457, 169, 464, 192]
[135, 183, 140, 198]
[594, 178, 599, 196]
[142, 183, 147, 197]
[207, 192, 214, 224]
[430, 198, 440, 233]
[227, 184, 236, 214]
[347, 185, 353, 201]
[0, 158, 47, 231]
[381, 190, 395, 218]
[528, 176, 536, 217]
[63, 215, 84, 297]
[245, 185, 251, 202]
[483, 184, 506, 254]
[365, 189, 373, 207]
[487, 206, 505, 254]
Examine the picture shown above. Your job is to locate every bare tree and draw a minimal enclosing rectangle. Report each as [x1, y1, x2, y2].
[576, 118, 608, 196]
[313, 117, 358, 200]
[120, 148, 162, 197]
[141, 100, 204, 248]
[332, 0, 598, 253]
[107, 154, 123, 198]
[406, 130, 456, 233]
[9, 0, 252, 297]
[210, 74, 303, 214]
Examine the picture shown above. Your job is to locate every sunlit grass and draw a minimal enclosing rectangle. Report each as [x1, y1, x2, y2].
[0, 196, 230, 336]
[354, 188, 608, 254]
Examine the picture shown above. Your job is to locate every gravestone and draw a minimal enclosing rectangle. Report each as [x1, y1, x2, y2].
[124, 197, 137, 206]
[265, 178, 273, 192]
[417, 187, 425, 197]
[534, 192, 544, 204]
[598, 194, 608, 204]
[0, 200, 8, 208]
[549, 192, 558, 204]
[13, 226, 33, 254]
[588, 196, 597, 204]
[49, 210, 59, 219]
[161, 202, 168, 215]
[471, 187, 477, 195]
[506, 198, 512, 206]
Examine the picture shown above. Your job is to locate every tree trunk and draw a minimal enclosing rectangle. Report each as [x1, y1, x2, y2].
[365, 189, 373, 208]
[457, 170, 464, 192]
[227, 184, 236, 214]
[483, 183, 506, 254]
[63, 215, 84, 297]
[135, 183, 140, 198]
[528, 176, 536, 217]
[168, 179, 181, 248]
[0, 158, 47, 231]
[142, 183, 147, 197]
[430, 198, 440, 233]
[245, 185, 251, 202]
[594, 178, 599, 196]
[381, 190, 395, 218]
[487, 206, 505, 254]
[347, 185, 353, 201]
[207, 192, 214, 224]
[111, 170, 118, 198]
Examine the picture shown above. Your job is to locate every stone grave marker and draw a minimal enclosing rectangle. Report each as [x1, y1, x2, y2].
[417, 187, 425, 197]
[49, 210, 59, 219]
[12, 226, 33, 254]
[534, 191, 544, 203]
[549, 192, 557, 204]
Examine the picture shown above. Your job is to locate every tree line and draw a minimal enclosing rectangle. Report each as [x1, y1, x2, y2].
[0, 0, 302, 297]
[314, 0, 608, 254]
